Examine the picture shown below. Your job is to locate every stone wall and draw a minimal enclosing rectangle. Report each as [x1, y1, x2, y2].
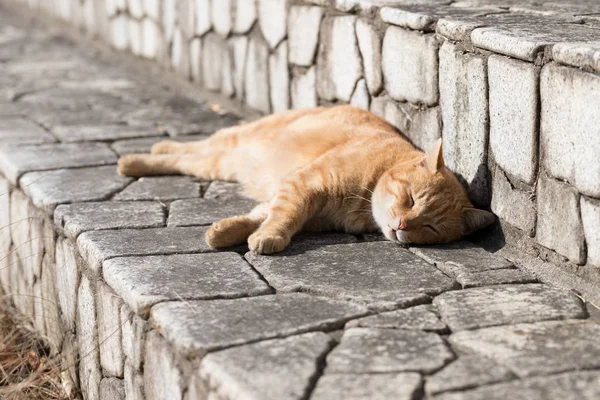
[12, 0, 600, 282]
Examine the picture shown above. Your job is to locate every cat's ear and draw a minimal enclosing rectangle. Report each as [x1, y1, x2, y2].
[421, 138, 445, 173]
[462, 208, 496, 235]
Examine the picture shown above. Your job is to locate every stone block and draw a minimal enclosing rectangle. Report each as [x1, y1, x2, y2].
[291, 66, 317, 109]
[194, 0, 210, 35]
[33, 281, 44, 335]
[269, 41, 290, 113]
[51, 124, 162, 143]
[456, 268, 537, 288]
[128, 0, 143, 18]
[99, 378, 125, 400]
[162, 0, 176, 42]
[190, 38, 201, 82]
[200, 332, 333, 400]
[581, 197, 600, 266]
[144, 331, 184, 400]
[110, 15, 129, 51]
[345, 304, 447, 332]
[326, 328, 454, 374]
[541, 64, 600, 197]
[41, 253, 63, 353]
[439, 41, 489, 206]
[488, 55, 539, 184]
[245, 36, 271, 113]
[247, 241, 455, 310]
[212, 0, 232, 37]
[433, 284, 585, 331]
[77, 275, 102, 400]
[121, 305, 147, 371]
[0, 117, 56, 144]
[552, 41, 600, 74]
[202, 33, 226, 91]
[55, 238, 80, 332]
[231, 36, 248, 101]
[129, 19, 142, 56]
[124, 361, 144, 400]
[221, 43, 235, 97]
[77, 226, 212, 273]
[61, 333, 79, 396]
[104, 253, 270, 317]
[233, 0, 256, 34]
[168, 197, 257, 227]
[115, 176, 203, 201]
[382, 27, 438, 105]
[258, 0, 289, 49]
[536, 175, 586, 264]
[356, 18, 382, 95]
[141, 18, 159, 59]
[312, 373, 422, 400]
[317, 16, 362, 102]
[111, 134, 209, 156]
[288, 5, 323, 67]
[151, 293, 367, 356]
[97, 282, 124, 377]
[384, 101, 442, 151]
[20, 166, 133, 213]
[491, 167, 536, 236]
[349, 78, 370, 110]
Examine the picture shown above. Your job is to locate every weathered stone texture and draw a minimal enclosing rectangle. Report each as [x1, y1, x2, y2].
[194, 0, 211, 35]
[168, 197, 256, 227]
[258, 0, 289, 49]
[291, 66, 317, 109]
[346, 304, 447, 332]
[51, 124, 161, 143]
[312, 373, 422, 400]
[143, 331, 183, 400]
[553, 41, 600, 73]
[581, 197, 600, 266]
[233, 0, 257, 33]
[77, 275, 102, 400]
[356, 18, 382, 95]
[231, 36, 248, 101]
[269, 41, 290, 113]
[202, 33, 226, 92]
[245, 36, 271, 113]
[456, 268, 536, 288]
[0, 117, 56, 144]
[491, 167, 536, 236]
[97, 282, 124, 378]
[114, 176, 203, 201]
[124, 361, 144, 400]
[55, 238, 81, 332]
[288, 5, 323, 66]
[211, 0, 233, 37]
[349, 78, 370, 110]
[99, 377, 125, 400]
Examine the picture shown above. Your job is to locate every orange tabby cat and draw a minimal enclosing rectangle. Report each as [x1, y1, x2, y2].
[117, 105, 495, 254]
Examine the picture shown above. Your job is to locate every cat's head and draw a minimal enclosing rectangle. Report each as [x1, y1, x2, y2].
[372, 139, 495, 244]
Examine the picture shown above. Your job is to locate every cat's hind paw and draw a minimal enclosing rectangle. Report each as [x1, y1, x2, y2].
[205, 216, 257, 248]
[248, 231, 290, 254]
[117, 155, 148, 177]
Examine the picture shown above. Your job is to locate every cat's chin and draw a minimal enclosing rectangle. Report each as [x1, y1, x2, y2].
[382, 227, 410, 246]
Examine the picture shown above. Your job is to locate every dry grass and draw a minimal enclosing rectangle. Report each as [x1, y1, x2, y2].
[0, 298, 75, 399]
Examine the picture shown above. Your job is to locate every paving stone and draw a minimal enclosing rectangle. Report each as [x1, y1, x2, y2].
[143, 331, 184, 400]
[536, 174, 586, 264]
[382, 27, 438, 105]
[581, 196, 600, 266]
[0, 142, 118, 184]
[124, 361, 144, 400]
[433, 284, 585, 331]
[77, 275, 102, 400]
[20, 166, 132, 213]
[490, 166, 536, 236]
[203, 180, 247, 201]
[99, 377, 125, 400]
[349, 78, 370, 110]
[317, 16, 363, 102]
[121, 304, 147, 370]
[233, 0, 257, 34]
[435, 371, 600, 400]
[77, 226, 211, 273]
[291, 66, 317, 109]
[150, 293, 367, 356]
[356, 18, 383, 95]
[51, 123, 163, 143]
[488, 55, 538, 185]
[553, 41, 600, 74]
[114, 176, 203, 201]
[326, 327, 454, 374]
[97, 282, 124, 378]
[55, 238, 81, 332]
[449, 320, 600, 378]
[244, 36, 271, 113]
[0, 117, 56, 145]
[288, 5, 324, 67]
[258, 0, 289, 49]
[541, 64, 600, 197]
[200, 332, 333, 400]
[269, 41, 290, 113]
[247, 241, 457, 310]
[439, 41, 489, 206]
[456, 268, 537, 288]
[110, 134, 209, 155]
[427, 355, 515, 395]
[345, 304, 447, 332]
[104, 252, 270, 317]
[312, 372, 422, 400]
[54, 201, 165, 239]
[168, 197, 257, 227]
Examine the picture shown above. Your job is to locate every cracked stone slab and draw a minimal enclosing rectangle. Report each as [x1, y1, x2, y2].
[433, 284, 586, 331]
[345, 304, 447, 332]
[449, 320, 600, 378]
[247, 241, 456, 310]
[150, 293, 367, 357]
[20, 166, 132, 213]
[77, 226, 211, 274]
[168, 197, 257, 227]
[103, 253, 271, 317]
[54, 201, 165, 239]
[200, 332, 333, 400]
[426, 355, 515, 395]
[326, 327, 454, 374]
[0, 117, 56, 145]
[312, 372, 422, 400]
[110, 133, 210, 155]
[0, 142, 118, 184]
[456, 268, 537, 288]
[435, 371, 600, 400]
[51, 123, 164, 142]
[113, 176, 205, 201]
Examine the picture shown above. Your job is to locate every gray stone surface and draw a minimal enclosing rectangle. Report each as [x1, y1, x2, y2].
[491, 167, 536, 236]
[356, 18, 382, 95]
[435, 371, 600, 400]
[233, 0, 257, 34]
[581, 197, 600, 266]
[51, 124, 163, 143]
[77, 226, 211, 273]
[349, 78, 370, 110]
[114, 176, 204, 201]
[291, 66, 317, 109]
[326, 327, 454, 374]
[269, 41, 290, 113]
[488, 55, 538, 185]
[288, 5, 324, 67]
[247, 241, 456, 310]
[124, 362, 144, 400]
[54, 201, 165, 239]
[312, 373, 422, 400]
[345, 304, 447, 332]
[456, 268, 536, 288]
[0, 117, 56, 145]
[200, 332, 333, 400]
[541, 64, 600, 198]
[0, 142, 117, 184]
[143, 331, 183, 400]
[20, 166, 132, 213]
[110, 134, 209, 156]
[201, 33, 226, 92]
[536, 174, 586, 264]
[211, 0, 233, 37]
[97, 282, 124, 378]
[168, 197, 257, 227]
[55, 238, 80, 332]
[382, 27, 438, 105]
[449, 320, 600, 378]
[99, 378, 125, 400]
[121, 304, 147, 371]
[433, 284, 586, 331]
[103, 253, 270, 317]
[244, 36, 271, 113]
[203, 180, 247, 201]
[553, 41, 600, 73]
[77, 275, 102, 400]
[258, 0, 289, 49]
[427, 355, 515, 395]
[150, 293, 367, 356]
[231, 36, 248, 101]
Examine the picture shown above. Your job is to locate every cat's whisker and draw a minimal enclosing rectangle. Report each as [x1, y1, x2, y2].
[347, 191, 372, 203]
[358, 184, 374, 195]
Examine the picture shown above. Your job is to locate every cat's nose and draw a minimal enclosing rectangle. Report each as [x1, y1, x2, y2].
[398, 219, 407, 230]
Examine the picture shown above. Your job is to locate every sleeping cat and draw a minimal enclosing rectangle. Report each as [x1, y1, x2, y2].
[117, 105, 495, 254]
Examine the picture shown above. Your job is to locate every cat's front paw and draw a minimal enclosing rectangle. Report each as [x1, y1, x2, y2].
[248, 231, 290, 254]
